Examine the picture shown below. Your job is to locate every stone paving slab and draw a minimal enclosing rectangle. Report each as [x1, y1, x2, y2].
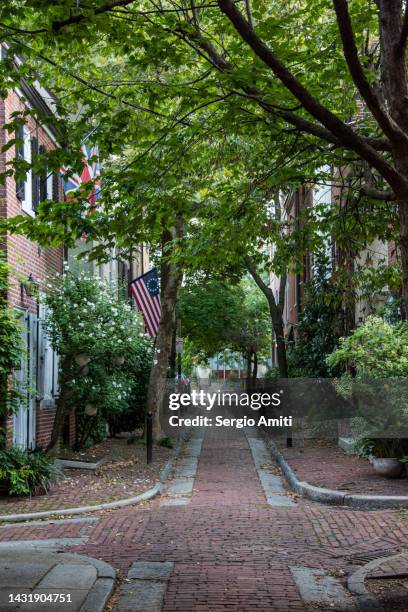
[159, 497, 190, 506]
[113, 561, 174, 611]
[246, 431, 296, 507]
[39, 563, 97, 589]
[114, 580, 167, 612]
[290, 566, 358, 611]
[160, 435, 203, 506]
[164, 478, 194, 496]
[128, 561, 174, 580]
[0, 548, 115, 612]
[176, 457, 198, 478]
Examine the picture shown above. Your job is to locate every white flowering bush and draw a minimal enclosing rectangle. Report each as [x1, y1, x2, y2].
[43, 271, 153, 449]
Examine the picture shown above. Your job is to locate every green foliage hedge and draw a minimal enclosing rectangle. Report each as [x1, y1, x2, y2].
[43, 270, 153, 448]
[0, 252, 22, 445]
[0, 448, 61, 496]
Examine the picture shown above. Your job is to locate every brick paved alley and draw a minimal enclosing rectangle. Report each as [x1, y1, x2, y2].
[2, 422, 408, 611]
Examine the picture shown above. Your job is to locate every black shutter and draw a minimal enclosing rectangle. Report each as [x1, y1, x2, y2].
[39, 145, 47, 202]
[52, 171, 59, 202]
[31, 137, 39, 212]
[15, 126, 25, 201]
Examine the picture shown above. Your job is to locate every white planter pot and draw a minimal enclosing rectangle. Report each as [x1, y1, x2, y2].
[85, 403, 98, 417]
[75, 353, 91, 367]
[372, 457, 404, 478]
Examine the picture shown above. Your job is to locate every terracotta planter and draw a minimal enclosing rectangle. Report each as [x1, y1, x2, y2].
[372, 458, 404, 478]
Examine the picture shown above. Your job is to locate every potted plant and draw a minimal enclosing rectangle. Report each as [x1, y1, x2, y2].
[356, 437, 404, 478]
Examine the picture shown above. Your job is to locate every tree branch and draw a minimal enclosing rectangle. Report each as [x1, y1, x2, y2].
[397, 1, 408, 56]
[174, 24, 391, 151]
[216, 0, 408, 195]
[360, 186, 396, 201]
[51, 0, 137, 33]
[332, 0, 401, 143]
[244, 255, 274, 301]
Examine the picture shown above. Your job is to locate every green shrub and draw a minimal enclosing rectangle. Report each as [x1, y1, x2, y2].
[0, 448, 61, 496]
[158, 436, 173, 448]
[0, 252, 23, 437]
[287, 253, 343, 378]
[327, 316, 408, 443]
[354, 436, 407, 459]
[43, 271, 153, 449]
[326, 315, 408, 379]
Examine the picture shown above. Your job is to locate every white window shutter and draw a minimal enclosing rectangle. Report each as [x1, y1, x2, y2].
[38, 302, 56, 407]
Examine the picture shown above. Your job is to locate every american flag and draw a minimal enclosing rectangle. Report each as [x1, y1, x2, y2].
[61, 144, 101, 205]
[129, 268, 161, 337]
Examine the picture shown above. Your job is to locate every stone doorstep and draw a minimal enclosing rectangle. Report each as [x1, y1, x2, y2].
[55, 457, 108, 470]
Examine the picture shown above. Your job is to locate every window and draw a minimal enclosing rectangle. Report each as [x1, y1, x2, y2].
[15, 127, 57, 214]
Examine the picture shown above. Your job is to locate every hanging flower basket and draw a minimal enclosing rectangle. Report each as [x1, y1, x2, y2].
[85, 403, 98, 417]
[75, 353, 91, 367]
[113, 355, 125, 367]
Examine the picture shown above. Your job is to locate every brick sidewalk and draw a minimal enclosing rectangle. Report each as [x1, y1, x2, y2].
[3, 423, 408, 610]
[275, 439, 408, 495]
[0, 438, 171, 516]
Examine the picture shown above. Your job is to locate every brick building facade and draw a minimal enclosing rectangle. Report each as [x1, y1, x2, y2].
[269, 175, 395, 367]
[0, 80, 67, 450]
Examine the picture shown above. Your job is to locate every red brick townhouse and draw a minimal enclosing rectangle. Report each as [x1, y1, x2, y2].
[0, 58, 69, 450]
[269, 175, 394, 367]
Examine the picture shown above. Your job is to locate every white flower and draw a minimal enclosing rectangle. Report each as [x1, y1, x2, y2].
[153, 359, 158, 365]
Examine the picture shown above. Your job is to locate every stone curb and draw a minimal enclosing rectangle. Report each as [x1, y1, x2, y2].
[347, 552, 408, 611]
[0, 547, 115, 612]
[264, 436, 408, 509]
[0, 440, 183, 524]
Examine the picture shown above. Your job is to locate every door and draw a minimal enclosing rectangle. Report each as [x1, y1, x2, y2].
[13, 311, 37, 449]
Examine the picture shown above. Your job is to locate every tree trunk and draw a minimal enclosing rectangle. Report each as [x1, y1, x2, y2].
[273, 317, 288, 378]
[252, 351, 258, 385]
[398, 200, 408, 320]
[169, 326, 177, 379]
[246, 349, 252, 391]
[245, 256, 288, 378]
[146, 229, 183, 439]
[46, 353, 73, 455]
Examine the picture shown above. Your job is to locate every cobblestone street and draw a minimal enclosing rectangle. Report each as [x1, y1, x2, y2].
[2, 419, 408, 610]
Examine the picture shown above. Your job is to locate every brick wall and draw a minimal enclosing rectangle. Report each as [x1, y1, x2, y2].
[0, 89, 69, 449]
